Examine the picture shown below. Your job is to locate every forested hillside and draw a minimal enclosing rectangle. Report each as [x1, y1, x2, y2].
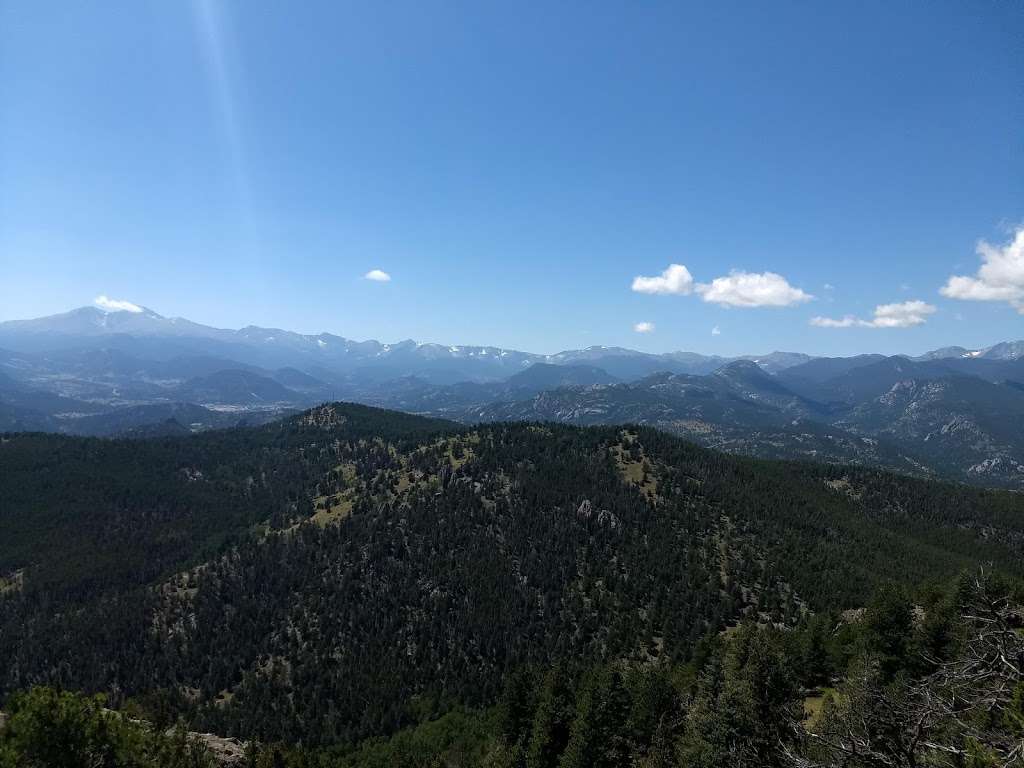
[2, 403, 1024, 757]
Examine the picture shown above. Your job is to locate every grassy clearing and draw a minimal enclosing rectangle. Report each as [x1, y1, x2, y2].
[803, 687, 836, 731]
[611, 432, 659, 498]
[0, 569, 24, 595]
[310, 496, 355, 526]
[428, 433, 479, 470]
[305, 434, 483, 529]
[331, 463, 358, 483]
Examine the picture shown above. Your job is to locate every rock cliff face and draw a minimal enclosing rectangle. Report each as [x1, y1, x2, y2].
[173, 730, 248, 765]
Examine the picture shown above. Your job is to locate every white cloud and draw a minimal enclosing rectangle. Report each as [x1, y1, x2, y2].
[364, 269, 391, 282]
[711, 325, 721, 336]
[811, 300, 937, 329]
[633, 321, 655, 333]
[870, 300, 936, 327]
[940, 228, 1024, 313]
[631, 264, 694, 295]
[94, 295, 143, 313]
[696, 271, 813, 308]
[823, 283, 835, 291]
[632, 264, 810, 307]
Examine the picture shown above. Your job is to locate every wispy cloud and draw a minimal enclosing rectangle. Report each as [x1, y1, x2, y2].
[95, 295, 143, 313]
[711, 325, 721, 336]
[193, 0, 251, 232]
[811, 300, 936, 329]
[940, 228, 1024, 313]
[632, 264, 811, 307]
[364, 269, 392, 282]
[809, 315, 859, 328]
[633, 321, 655, 333]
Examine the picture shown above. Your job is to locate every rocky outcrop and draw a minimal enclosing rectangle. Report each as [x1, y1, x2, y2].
[173, 730, 248, 765]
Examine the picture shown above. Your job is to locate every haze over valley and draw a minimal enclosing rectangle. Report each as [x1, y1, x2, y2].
[4, 303, 1024, 488]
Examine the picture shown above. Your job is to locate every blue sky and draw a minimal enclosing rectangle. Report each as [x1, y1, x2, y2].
[1, 1, 1022, 355]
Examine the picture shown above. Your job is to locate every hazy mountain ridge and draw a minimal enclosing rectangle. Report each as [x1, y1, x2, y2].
[0, 307, 835, 435]
[0, 306, 858, 383]
[2, 306, 1024, 485]
[441, 357, 1024, 487]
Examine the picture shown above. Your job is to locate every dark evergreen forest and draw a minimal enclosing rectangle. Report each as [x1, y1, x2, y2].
[2, 403, 1023, 765]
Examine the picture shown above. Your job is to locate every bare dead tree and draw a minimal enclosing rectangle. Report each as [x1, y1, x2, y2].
[788, 571, 1024, 768]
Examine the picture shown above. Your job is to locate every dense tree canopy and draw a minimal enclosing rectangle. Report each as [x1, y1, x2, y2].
[2, 403, 1024, 759]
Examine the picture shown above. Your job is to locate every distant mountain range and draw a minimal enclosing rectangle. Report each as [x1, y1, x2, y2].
[453, 358, 1024, 487]
[0, 305, 822, 382]
[2, 305, 1024, 487]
